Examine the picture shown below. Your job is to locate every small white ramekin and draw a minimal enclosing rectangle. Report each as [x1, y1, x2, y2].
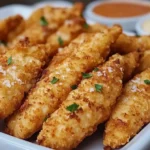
[136, 14, 150, 36]
[84, 0, 150, 31]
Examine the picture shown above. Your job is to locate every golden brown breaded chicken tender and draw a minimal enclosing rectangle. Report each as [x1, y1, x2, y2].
[36, 52, 138, 150]
[103, 68, 150, 149]
[11, 4, 83, 46]
[112, 34, 150, 54]
[0, 15, 24, 41]
[0, 43, 57, 119]
[5, 25, 122, 139]
[0, 17, 86, 119]
[0, 15, 25, 54]
[46, 17, 85, 48]
[26, 3, 83, 27]
[135, 50, 150, 73]
[138, 50, 150, 72]
[44, 23, 110, 76]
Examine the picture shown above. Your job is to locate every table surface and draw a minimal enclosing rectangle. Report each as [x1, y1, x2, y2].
[0, 0, 92, 7]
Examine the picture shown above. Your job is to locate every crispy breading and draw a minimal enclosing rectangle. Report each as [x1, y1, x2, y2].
[46, 17, 85, 48]
[11, 4, 83, 46]
[123, 51, 139, 82]
[136, 36, 150, 52]
[36, 52, 139, 149]
[45, 23, 109, 76]
[0, 15, 25, 54]
[36, 54, 124, 149]
[135, 50, 150, 74]
[26, 3, 83, 27]
[0, 43, 57, 119]
[47, 24, 113, 74]
[0, 15, 24, 41]
[112, 34, 150, 54]
[86, 23, 108, 33]
[103, 69, 150, 149]
[5, 25, 122, 139]
[112, 34, 140, 54]
[0, 17, 86, 119]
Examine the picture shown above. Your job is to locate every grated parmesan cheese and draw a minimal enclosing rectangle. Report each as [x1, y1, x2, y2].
[97, 71, 103, 77]
[0, 66, 6, 76]
[89, 87, 94, 92]
[2, 80, 11, 88]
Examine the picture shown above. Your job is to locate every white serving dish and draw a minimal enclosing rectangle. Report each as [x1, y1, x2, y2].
[0, 1, 149, 150]
[84, 0, 150, 31]
[136, 14, 150, 35]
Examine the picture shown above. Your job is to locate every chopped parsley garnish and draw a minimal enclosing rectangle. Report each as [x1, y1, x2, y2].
[82, 72, 92, 79]
[40, 16, 48, 26]
[83, 23, 89, 29]
[95, 84, 103, 92]
[44, 117, 48, 122]
[144, 80, 150, 85]
[71, 85, 78, 90]
[0, 40, 7, 46]
[58, 36, 64, 46]
[51, 77, 59, 84]
[66, 103, 79, 112]
[94, 67, 99, 72]
[7, 56, 12, 65]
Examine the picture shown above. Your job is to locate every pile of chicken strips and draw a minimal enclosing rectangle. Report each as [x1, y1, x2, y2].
[0, 3, 150, 150]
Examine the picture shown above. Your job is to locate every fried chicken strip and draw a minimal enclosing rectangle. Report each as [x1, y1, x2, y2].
[0, 16, 87, 119]
[112, 34, 150, 54]
[103, 69, 150, 149]
[47, 23, 110, 73]
[11, 4, 83, 46]
[36, 52, 138, 149]
[0, 43, 59, 119]
[0, 15, 25, 54]
[135, 50, 150, 73]
[5, 25, 122, 139]
[26, 3, 83, 28]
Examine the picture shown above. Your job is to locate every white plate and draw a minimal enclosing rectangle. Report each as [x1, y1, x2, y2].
[0, 1, 149, 150]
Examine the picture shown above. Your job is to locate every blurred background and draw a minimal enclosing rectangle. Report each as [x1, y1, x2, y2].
[0, 0, 91, 7]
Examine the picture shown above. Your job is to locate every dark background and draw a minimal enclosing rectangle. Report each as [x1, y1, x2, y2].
[0, 0, 92, 7]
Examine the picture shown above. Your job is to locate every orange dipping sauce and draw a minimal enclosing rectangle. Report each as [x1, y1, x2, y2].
[93, 2, 150, 18]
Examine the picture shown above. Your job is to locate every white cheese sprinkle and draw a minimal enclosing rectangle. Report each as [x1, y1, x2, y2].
[3, 80, 11, 88]
[89, 87, 94, 92]
[65, 20, 73, 25]
[120, 67, 123, 72]
[12, 66, 17, 70]
[58, 48, 63, 52]
[132, 77, 141, 84]
[108, 67, 113, 73]
[0, 66, 6, 76]
[66, 68, 70, 72]
[59, 82, 62, 85]
[97, 71, 103, 77]
[131, 85, 138, 92]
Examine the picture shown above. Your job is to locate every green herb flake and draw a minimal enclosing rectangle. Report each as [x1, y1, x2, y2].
[94, 67, 99, 72]
[0, 40, 7, 46]
[40, 16, 48, 26]
[44, 117, 48, 122]
[7, 56, 12, 65]
[58, 36, 64, 46]
[83, 23, 89, 29]
[66, 103, 79, 112]
[95, 84, 103, 92]
[82, 72, 92, 79]
[144, 80, 150, 85]
[71, 85, 77, 90]
[51, 77, 59, 84]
